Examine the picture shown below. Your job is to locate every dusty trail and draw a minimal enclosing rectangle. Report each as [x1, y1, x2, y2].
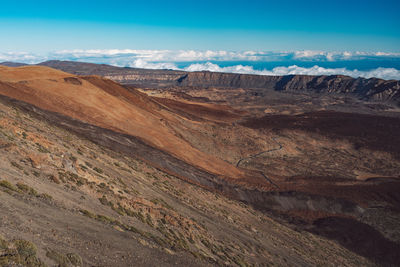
[236, 137, 283, 189]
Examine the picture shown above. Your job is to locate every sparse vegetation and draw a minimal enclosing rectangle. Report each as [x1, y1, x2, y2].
[0, 180, 19, 192]
[40, 193, 53, 201]
[48, 175, 61, 184]
[0, 238, 46, 267]
[67, 253, 83, 266]
[95, 214, 116, 224]
[46, 249, 83, 267]
[80, 209, 96, 219]
[46, 249, 70, 267]
[15, 239, 37, 257]
[58, 171, 88, 187]
[146, 213, 154, 227]
[112, 202, 127, 216]
[36, 143, 50, 153]
[98, 195, 112, 206]
[11, 161, 23, 170]
[93, 167, 103, 174]
[150, 198, 174, 210]
[16, 182, 39, 196]
[79, 164, 88, 171]
[1, 180, 52, 201]
[0, 235, 8, 249]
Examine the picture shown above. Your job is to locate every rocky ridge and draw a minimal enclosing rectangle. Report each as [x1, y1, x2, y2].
[33, 60, 400, 105]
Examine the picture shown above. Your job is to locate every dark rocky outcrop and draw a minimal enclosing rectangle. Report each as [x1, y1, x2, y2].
[177, 72, 400, 104]
[0, 61, 28, 67]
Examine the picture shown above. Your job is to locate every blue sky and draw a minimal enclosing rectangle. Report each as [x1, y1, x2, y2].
[0, 0, 399, 52]
[1, 0, 400, 80]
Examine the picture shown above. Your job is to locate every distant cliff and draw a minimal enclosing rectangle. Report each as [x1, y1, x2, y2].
[177, 72, 400, 104]
[4, 60, 399, 105]
[0, 61, 28, 67]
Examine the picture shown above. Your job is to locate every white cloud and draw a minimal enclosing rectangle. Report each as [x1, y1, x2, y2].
[2, 49, 400, 64]
[1, 49, 400, 80]
[122, 60, 400, 80]
[292, 50, 400, 62]
[0, 52, 47, 64]
[129, 59, 178, 70]
[181, 63, 400, 80]
[184, 62, 258, 74]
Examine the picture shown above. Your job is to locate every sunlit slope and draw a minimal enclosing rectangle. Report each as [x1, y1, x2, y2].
[0, 65, 244, 179]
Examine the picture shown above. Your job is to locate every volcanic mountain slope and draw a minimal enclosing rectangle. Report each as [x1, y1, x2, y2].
[1, 96, 376, 266]
[36, 60, 186, 88]
[1, 64, 400, 266]
[0, 67, 375, 266]
[0, 66, 283, 209]
[0, 65, 245, 180]
[33, 61, 400, 264]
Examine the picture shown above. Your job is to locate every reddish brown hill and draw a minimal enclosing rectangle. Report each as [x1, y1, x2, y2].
[0, 65, 245, 180]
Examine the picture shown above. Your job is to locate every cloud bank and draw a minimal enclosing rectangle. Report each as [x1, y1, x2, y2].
[186, 63, 400, 80]
[1, 49, 400, 80]
[47, 49, 400, 63]
[129, 60, 400, 80]
[2, 49, 400, 64]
